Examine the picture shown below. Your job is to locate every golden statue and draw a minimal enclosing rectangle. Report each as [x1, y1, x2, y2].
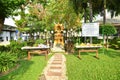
[54, 23, 64, 47]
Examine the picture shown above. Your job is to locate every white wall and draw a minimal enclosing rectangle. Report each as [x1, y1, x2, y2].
[2, 31, 10, 41]
[21, 33, 28, 41]
[0, 31, 17, 42]
[11, 32, 17, 40]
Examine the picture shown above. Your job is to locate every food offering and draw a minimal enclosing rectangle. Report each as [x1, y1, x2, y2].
[76, 43, 102, 47]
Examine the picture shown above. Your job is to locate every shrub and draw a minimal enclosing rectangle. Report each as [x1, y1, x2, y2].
[100, 24, 117, 48]
[92, 37, 103, 44]
[8, 41, 27, 59]
[0, 52, 17, 73]
[35, 39, 45, 44]
[100, 24, 117, 35]
[34, 39, 46, 46]
[26, 40, 35, 46]
[0, 41, 28, 73]
[109, 37, 120, 49]
[0, 46, 10, 52]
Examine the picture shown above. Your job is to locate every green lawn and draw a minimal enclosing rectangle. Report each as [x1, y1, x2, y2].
[0, 55, 48, 80]
[0, 49, 120, 80]
[66, 49, 120, 80]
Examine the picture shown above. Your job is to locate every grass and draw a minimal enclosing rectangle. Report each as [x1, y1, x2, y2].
[0, 55, 48, 80]
[0, 49, 120, 80]
[66, 48, 120, 80]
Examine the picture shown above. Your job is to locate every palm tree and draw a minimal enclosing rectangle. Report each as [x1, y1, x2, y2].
[72, 0, 91, 23]
[107, 0, 120, 18]
[103, 0, 106, 24]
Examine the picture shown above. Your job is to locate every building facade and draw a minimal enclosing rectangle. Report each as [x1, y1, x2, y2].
[0, 24, 17, 42]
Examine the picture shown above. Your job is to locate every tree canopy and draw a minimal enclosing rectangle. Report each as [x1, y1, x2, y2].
[100, 24, 117, 36]
[0, 0, 26, 18]
[70, 0, 120, 23]
[13, 0, 82, 35]
[1, 0, 120, 33]
[100, 24, 117, 48]
[0, 0, 26, 31]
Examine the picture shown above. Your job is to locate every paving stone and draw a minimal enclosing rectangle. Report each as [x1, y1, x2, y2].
[48, 69, 61, 72]
[54, 59, 62, 61]
[47, 71, 61, 76]
[39, 53, 67, 80]
[54, 58, 62, 59]
[50, 63, 62, 67]
[50, 66, 62, 69]
[54, 58, 62, 60]
[51, 62, 62, 65]
[54, 56, 62, 57]
[52, 61, 62, 64]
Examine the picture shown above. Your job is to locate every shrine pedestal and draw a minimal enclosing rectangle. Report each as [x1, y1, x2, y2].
[53, 23, 64, 48]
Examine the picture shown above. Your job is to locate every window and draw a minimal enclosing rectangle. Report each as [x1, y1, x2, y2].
[0, 37, 3, 41]
[6, 37, 8, 41]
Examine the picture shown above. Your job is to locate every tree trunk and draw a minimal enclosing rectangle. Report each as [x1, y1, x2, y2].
[0, 17, 5, 32]
[89, 0, 93, 23]
[84, 9, 87, 23]
[106, 36, 109, 49]
[103, 0, 106, 24]
[29, 32, 34, 41]
[89, 0, 93, 44]
[83, 8, 87, 43]
[17, 31, 21, 40]
[103, 0, 106, 46]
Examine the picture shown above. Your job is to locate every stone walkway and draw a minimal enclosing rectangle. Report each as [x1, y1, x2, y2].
[39, 53, 67, 80]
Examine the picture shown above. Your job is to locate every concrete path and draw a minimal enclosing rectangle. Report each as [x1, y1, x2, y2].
[51, 47, 65, 53]
[39, 53, 67, 80]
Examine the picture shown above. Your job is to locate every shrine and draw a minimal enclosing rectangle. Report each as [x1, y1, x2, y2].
[53, 23, 64, 47]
